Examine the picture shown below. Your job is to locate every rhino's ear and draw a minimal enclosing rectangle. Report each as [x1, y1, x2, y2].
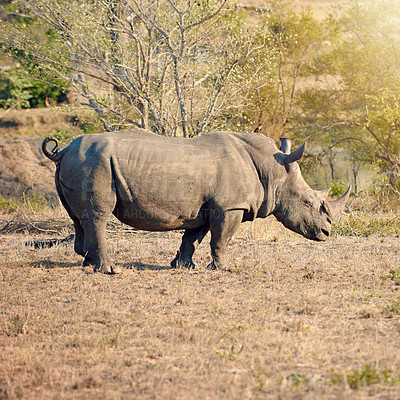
[284, 142, 306, 164]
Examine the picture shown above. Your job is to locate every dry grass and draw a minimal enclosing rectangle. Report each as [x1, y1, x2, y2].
[0, 107, 97, 138]
[1, 2, 392, 397]
[1, 208, 400, 399]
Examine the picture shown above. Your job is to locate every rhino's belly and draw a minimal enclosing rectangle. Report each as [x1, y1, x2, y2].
[112, 200, 208, 231]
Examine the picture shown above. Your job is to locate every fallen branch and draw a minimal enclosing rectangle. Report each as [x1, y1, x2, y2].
[25, 234, 75, 249]
[0, 218, 71, 235]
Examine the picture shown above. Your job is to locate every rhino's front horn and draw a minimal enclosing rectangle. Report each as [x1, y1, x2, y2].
[327, 186, 352, 218]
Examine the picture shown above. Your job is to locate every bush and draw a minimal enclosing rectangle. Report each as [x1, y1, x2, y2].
[0, 67, 68, 109]
[330, 179, 346, 198]
[332, 213, 400, 237]
[0, 193, 47, 213]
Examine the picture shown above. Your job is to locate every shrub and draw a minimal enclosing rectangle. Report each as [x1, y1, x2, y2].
[330, 364, 400, 389]
[0, 67, 68, 109]
[0, 193, 47, 213]
[332, 213, 400, 237]
[330, 179, 346, 198]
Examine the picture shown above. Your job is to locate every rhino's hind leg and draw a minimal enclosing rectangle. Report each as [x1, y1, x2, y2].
[207, 209, 243, 270]
[81, 215, 122, 274]
[171, 226, 209, 269]
[69, 216, 99, 266]
[75, 221, 96, 267]
[72, 219, 85, 256]
[55, 167, 91, 263]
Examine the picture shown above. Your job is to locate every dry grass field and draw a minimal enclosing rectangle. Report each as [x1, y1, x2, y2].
[1, 208, 400, 400]
[1, 0, 397, 398]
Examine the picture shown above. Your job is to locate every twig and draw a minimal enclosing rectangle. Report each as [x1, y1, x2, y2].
[0, 108, 11, 119]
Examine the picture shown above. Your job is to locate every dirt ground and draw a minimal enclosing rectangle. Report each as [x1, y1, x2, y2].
[1, 212, 400, 400]
[0, 107, 97, 202]
[0, 136, 57, 202]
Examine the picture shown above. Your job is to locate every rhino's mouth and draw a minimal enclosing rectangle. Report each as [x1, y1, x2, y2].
[310, 228, 330, 242]
[275, 212, 331, 242]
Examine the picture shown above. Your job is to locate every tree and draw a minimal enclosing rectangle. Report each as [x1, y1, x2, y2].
[0, 1, 69, 109]
[237, 1, 332, 140]
[294, 0, 400, 194]
[0, 0, 276, 136]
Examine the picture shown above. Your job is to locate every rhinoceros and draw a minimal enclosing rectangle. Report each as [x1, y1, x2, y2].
[42, 129, 350, 274]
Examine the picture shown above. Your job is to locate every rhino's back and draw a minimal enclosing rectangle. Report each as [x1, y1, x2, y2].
[59, 129, 264, 230]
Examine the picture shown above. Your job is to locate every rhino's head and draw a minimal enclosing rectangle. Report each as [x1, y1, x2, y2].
[273, 139, 351, 242]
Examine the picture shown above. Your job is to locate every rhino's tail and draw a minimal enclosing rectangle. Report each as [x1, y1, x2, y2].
[42, 137, 62, 163]
[25, 233, 75, 249]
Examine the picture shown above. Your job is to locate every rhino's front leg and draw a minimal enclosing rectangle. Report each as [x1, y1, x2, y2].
[171, 226, 209, 269]
[207, 209, 243, 270]
[81, 216, 122, 275]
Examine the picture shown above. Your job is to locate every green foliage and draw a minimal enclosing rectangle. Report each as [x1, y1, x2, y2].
[290, 373, 308, 386]
[43, 112, 103, 144]
[346, 365, 378, 388]
[350, 291, 381, 303]
[0, 71, 31, 108]
[1, 0, 400, 201]
[23, 194, 47, 212]
[0, 0, 276, 136]
[0, 2, 71, 110]
[330, 179, 346, 197]
[330, 364, 400, 389]
[72, 114, 103, 135]
[241, 2, 329, 139]
[387, 297, 400, 315]
[294, 0, 400, 194]
[47, 128, 80, 146]
[0, 194, 12, 212]
[79, 121, 99, 135]
[332, 214, 400, 237]
[381, 268, 400, 286]
[0, 66, 68, 109]
[0, 193, 47, 213]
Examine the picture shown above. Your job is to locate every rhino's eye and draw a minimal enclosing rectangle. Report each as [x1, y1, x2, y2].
[302, 199, 312, 208]
[321, 202, 332, 221]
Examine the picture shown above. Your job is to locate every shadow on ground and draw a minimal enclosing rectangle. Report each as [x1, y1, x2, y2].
[123, 261, 172, 271]
[25, 260, 172, 271]
[29, 260, 81, 269]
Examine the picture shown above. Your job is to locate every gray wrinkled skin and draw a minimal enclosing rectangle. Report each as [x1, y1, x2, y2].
[43, 129, 350, 274]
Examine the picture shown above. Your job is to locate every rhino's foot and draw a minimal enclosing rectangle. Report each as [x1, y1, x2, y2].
[93, 263, 122, 275]
[82, 256, 96, 267]
[170, 255, 195, 269]
[111, 265, 122, 274]
[82, 255, 122, 274]
[206, 260, 222, 271]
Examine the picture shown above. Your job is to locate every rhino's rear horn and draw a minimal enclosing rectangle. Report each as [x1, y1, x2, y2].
[284, 142, 306, 164]
[280, 138, 291, 154]
[328, 186, 352, 218]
